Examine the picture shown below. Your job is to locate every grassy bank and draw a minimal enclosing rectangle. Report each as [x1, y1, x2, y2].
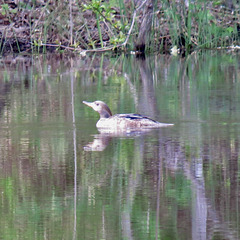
[0, 0, 239, 55]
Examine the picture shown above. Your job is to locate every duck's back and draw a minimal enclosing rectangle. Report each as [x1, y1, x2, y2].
[96, 113, 173, 129]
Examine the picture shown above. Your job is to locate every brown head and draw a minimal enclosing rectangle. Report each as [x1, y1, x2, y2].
[83, 100, 112, 118]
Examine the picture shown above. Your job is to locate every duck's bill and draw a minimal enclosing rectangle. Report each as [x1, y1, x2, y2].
[82, 101, 94, 108]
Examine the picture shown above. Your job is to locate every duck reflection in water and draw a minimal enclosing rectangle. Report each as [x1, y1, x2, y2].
[84, 129, 155, 151]
[84, 134, 111, 152]
[82, 100, 173, 132]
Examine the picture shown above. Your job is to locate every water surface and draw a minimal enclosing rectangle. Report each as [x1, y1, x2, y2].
[0, 52, 240, 239]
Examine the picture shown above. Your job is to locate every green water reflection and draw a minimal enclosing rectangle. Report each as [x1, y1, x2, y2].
[0, 52, 240, 239]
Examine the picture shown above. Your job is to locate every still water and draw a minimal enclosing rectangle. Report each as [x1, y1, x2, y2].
[0, 52, 240, 239]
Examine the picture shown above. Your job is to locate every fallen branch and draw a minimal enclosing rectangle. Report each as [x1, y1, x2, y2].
[217, 45, 240, 50]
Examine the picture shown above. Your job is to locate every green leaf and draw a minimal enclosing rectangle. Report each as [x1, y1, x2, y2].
[226, 27, 234, 33]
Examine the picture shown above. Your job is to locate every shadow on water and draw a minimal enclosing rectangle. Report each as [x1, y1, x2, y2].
[0, 52, 240, 239]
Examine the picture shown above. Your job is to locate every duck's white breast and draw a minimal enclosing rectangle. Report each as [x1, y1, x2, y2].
[96, 116, 127, 129]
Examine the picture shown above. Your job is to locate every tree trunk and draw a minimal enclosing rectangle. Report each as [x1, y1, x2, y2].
[135, 0, 154, 53]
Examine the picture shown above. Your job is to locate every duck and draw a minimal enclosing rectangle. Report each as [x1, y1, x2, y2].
[83, 100, 173, 130]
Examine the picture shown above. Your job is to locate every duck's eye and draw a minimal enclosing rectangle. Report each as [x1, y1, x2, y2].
[96, 103, 99, 106]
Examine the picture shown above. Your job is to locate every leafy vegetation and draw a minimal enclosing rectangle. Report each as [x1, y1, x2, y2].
[0, 0, 239, 54]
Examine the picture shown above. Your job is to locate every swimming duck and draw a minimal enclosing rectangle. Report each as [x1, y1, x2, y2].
[83, 100, 173, 130]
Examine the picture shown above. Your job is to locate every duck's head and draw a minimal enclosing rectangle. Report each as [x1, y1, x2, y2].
[83, 100, 112, 118]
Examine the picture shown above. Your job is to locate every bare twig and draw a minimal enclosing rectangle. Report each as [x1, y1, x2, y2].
[69, 0, 73, 45]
